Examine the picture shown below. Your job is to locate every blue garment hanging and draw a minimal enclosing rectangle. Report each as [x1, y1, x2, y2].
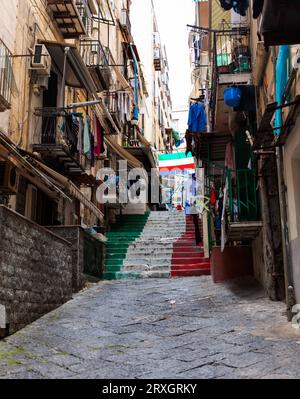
[188, 103, 207, 133]
[275, 45, 290, 134]
[130, 46, 139, 122]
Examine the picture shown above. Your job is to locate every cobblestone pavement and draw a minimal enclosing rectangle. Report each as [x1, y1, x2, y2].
[1, 277, 300, 379]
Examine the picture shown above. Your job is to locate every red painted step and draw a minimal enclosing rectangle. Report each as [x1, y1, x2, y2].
[173, 248, 204, 253]
[172, 262, 211, 270]
[172, 252, 205, 258]
[171, 269, 211, 277]
[171, 216, 211, 278]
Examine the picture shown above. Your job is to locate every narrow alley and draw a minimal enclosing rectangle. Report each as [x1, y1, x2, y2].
[1, 276, 300, 380]
[2, 0, 300, 384]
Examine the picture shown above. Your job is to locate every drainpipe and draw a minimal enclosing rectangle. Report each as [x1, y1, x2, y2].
[273, 45, 295, 320]
[276, 145, 295, 321]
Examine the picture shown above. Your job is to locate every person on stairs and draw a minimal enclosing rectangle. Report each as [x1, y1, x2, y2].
[191, 202, 202, 246]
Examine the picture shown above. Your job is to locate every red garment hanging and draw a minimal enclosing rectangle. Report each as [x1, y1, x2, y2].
[210, 186, 216, 206]
[94, 118, 104, 157]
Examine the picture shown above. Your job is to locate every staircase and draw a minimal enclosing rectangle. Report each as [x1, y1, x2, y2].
[171, 215, 211, 277]
[103, 213, 150, 280]
[103, 211, 211, 280]
[121, 211, 186, 278]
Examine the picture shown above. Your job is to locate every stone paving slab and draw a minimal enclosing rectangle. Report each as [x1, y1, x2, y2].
[1, 277, 300, 379]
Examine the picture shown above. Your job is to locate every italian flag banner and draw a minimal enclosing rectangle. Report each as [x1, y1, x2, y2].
[158, 152, 195, 173]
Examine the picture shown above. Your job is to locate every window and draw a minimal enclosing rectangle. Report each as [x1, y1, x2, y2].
[0, 38, 17, 111]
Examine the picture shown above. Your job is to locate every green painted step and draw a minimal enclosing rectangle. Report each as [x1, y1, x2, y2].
[106, 265, 122, 273]
[106, 259, 125, 266]
[102, 272, 118, 280]
[103, 213, 150, 281]
[115, 271, 142, 280]
[106, 252, 127, 258]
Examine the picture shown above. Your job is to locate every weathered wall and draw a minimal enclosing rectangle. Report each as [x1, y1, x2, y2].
[48, 226, 106, 288]
[0, 206, 73, 336]
[47, 226, 86, 293]
[211, 246, 254, 283]
[252, 230, 266, 288]
[284, 115, 300, 304]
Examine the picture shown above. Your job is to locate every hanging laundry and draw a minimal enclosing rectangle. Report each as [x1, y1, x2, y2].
[219, 0, 233, 11]
[83, 116, 91, 157]
[188, 102, 207, 133]
[210, 185, 216, 207]
[219, 0, 249, 16]
[77, 115, 83, 153]
[94, 118, 105, 157]
[233, 0, 249, 16]
[253, 0, 264, 19]
[90, 133, 95, 167]
[65, 113, 83, 153]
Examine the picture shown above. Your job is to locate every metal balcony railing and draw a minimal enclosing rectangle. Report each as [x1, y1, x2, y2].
[0, 39, 17, 112]
[76, 0, 93, 36]
[79, 39, 109, 68]
[227, 168, 258, 223]
[79, 39, 112, 90]
[209, 24, 252, 130]
[214, 25, 252, 75]
[34, 107, 80, 153]
[102, 92, 122, 127]
[153, 48, 161, 71]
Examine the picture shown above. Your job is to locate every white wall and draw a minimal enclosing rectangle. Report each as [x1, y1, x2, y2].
[131, 0, 155, 145]
[172, 108, 189, 135]
[0, 0, 19, 132]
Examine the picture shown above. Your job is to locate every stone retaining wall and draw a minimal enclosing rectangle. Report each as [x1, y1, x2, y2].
[0, 205, 73, 336]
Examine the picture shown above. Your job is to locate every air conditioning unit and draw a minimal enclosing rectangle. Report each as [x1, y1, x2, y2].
[36, 76, 49, 90]
[30, 44, 51, 76]
[0, 162, 19, 194]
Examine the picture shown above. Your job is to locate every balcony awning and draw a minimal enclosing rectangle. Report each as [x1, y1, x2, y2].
[25, 157, 104, 223]
[104, 136, 143, 169]
[0, 130, 70, 201]
[39, 40, 98, 94]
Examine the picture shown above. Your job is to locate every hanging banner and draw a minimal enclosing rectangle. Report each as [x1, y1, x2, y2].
[158, 152, 195, 174]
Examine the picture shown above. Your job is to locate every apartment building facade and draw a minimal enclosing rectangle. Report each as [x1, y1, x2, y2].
[131, 0, 174, 157]
[189, 0, 300, 320]
[0, 0, 156, 336]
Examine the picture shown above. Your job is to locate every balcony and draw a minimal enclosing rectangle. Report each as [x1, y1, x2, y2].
[224, 168, 262, 244]
[154, 48, 162, 71]
[214, 25, 252, 85]
[102, 92, 122, 130]
[120, 9, 132, 41]
[0, 39, 17, 112]
[209, 25, 252, 132]
[46, 0, 88, 38]
[32, 107, 85, 176]
[79, 39, 112, 91]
